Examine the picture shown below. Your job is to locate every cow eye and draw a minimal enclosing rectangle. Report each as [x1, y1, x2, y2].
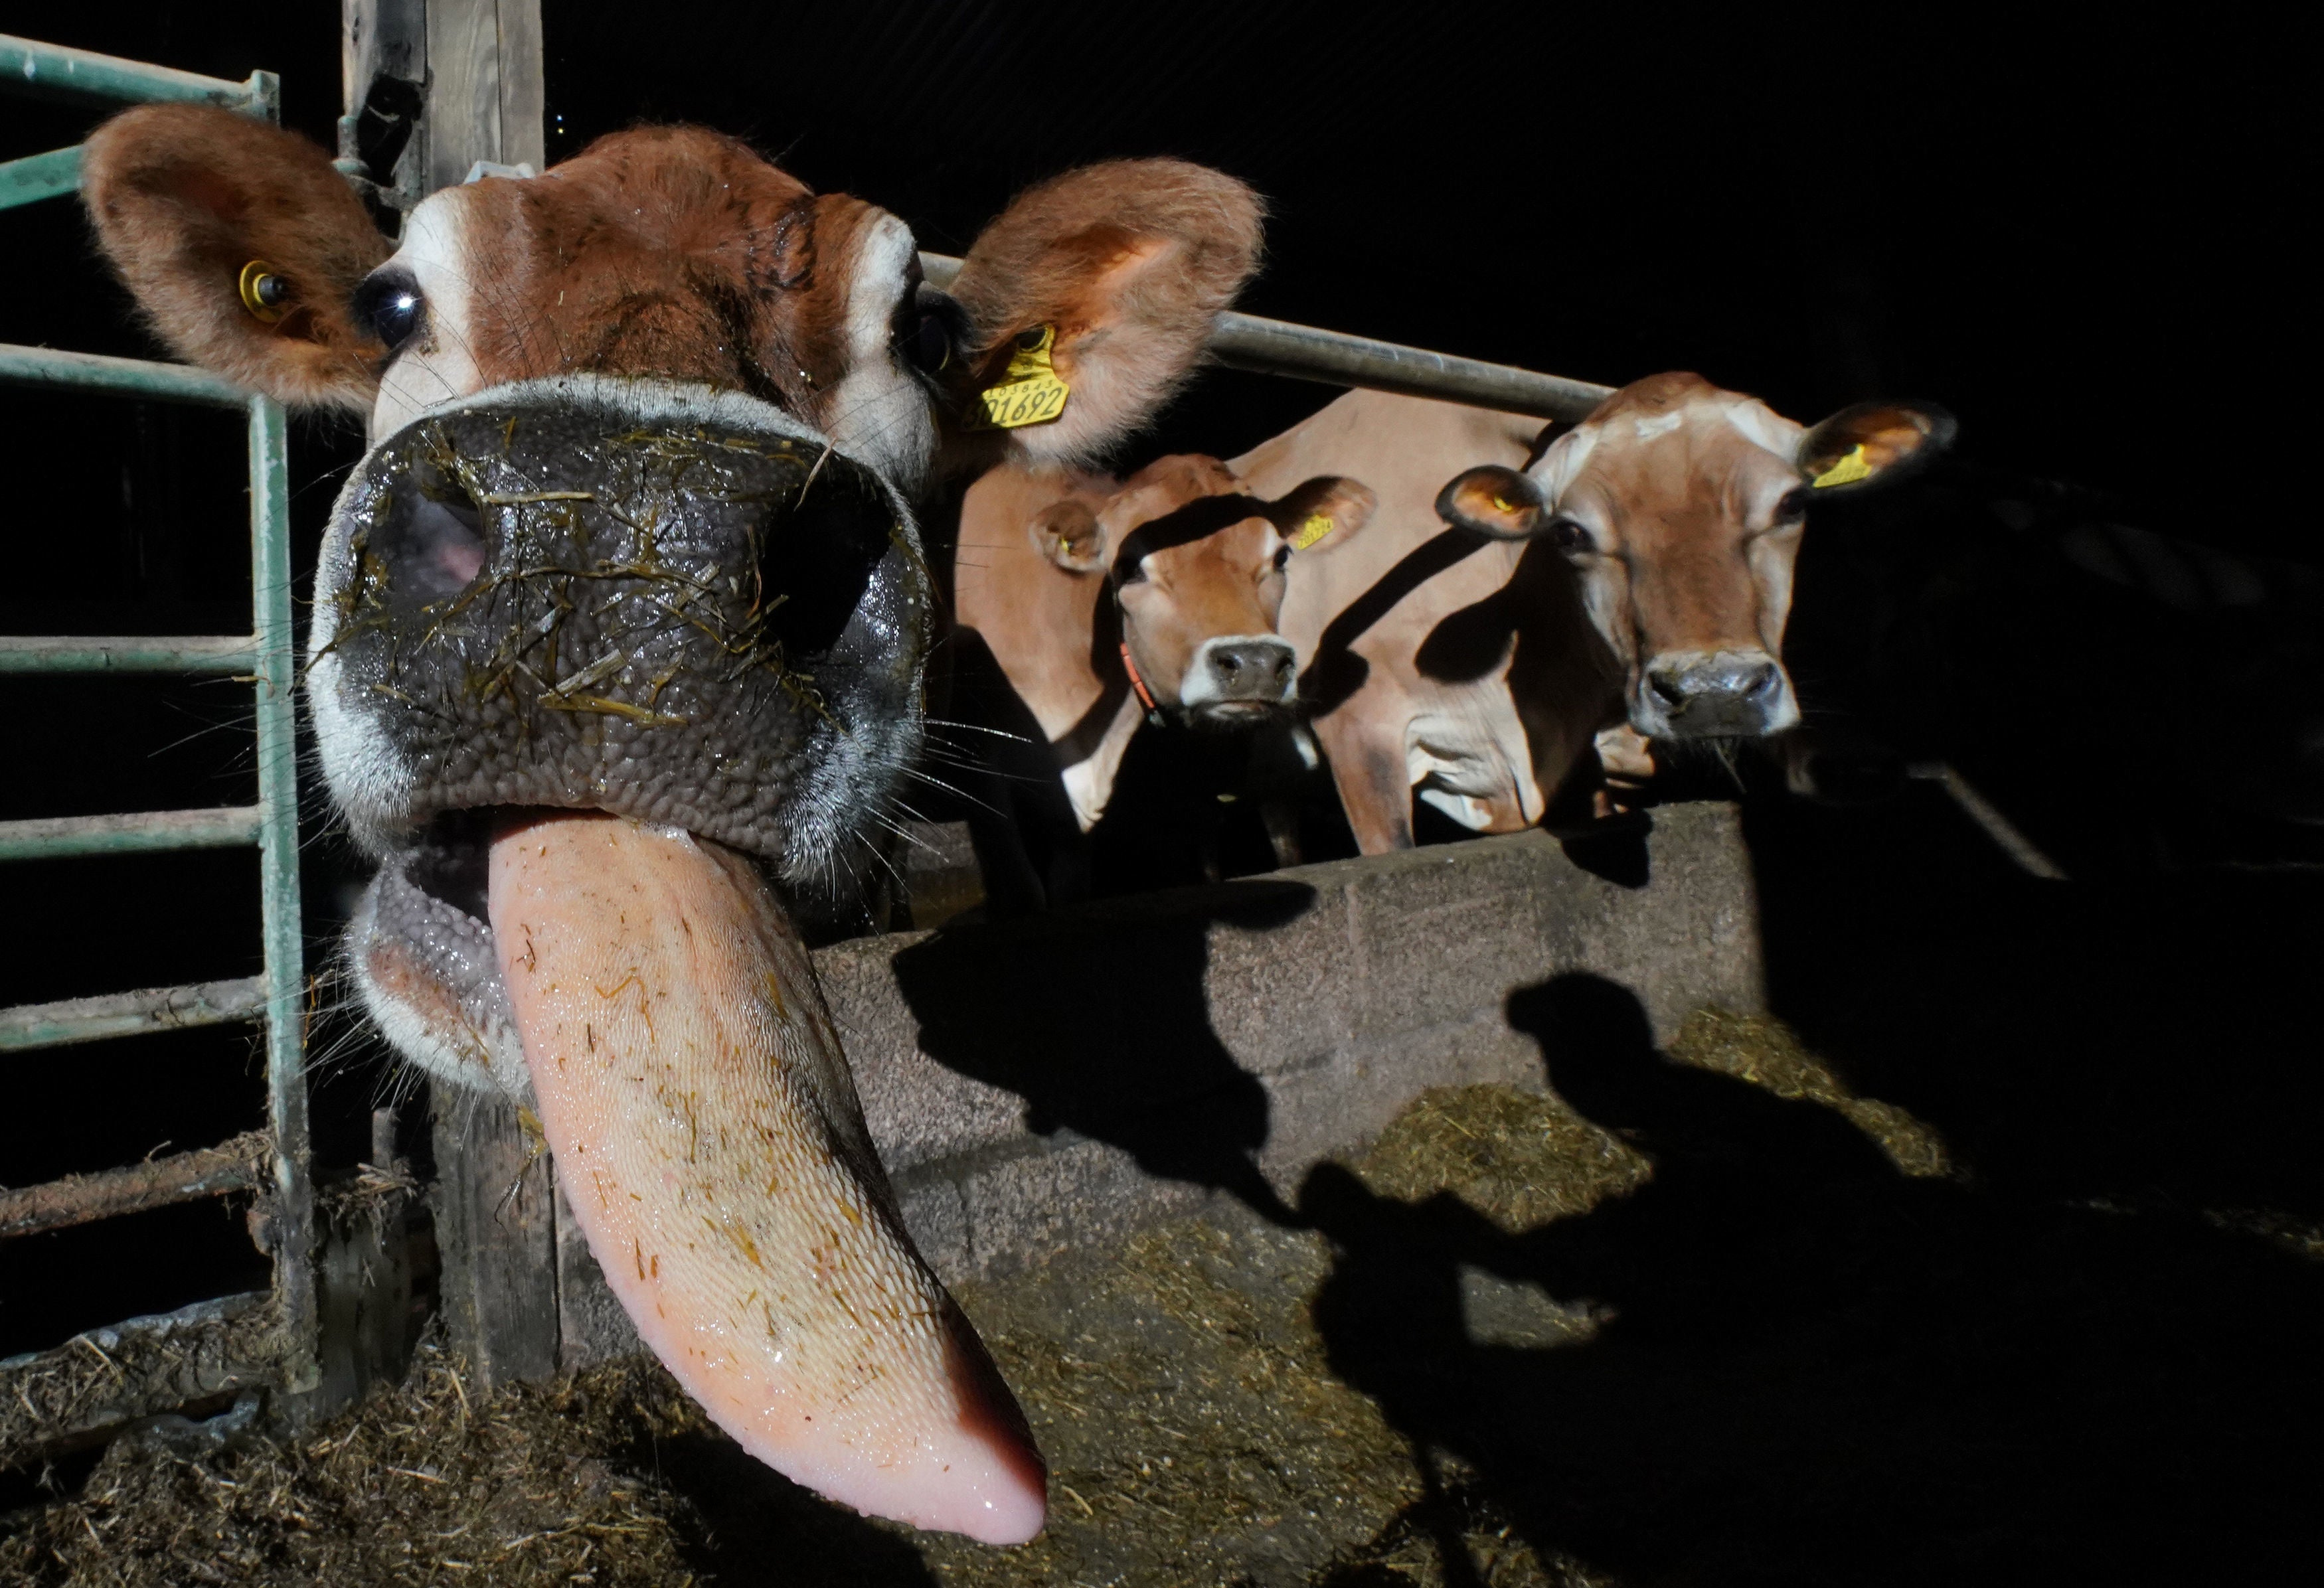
[1271, 544, 1292, 572]
[898, 284, 965, 378]
[353, 272, 426, 353]
[901, 309, 952, 374]
[1776, 487, 1812, 522]
[1547, 516, 1595, 554]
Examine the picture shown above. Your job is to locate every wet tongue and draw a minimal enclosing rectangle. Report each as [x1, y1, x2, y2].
[487, 811, 1046, 1544]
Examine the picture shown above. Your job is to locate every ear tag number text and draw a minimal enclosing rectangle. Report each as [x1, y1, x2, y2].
[1289, 513, 1335, 550]
[964, 324, 1071, 431]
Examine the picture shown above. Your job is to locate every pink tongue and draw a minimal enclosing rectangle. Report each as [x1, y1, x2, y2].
[487, 811, 1046, 1544]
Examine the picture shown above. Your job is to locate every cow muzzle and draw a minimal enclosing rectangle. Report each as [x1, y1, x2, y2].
[1180, 634, 1297, 725]
[309, 378, 930, 870]
[1635, 647, 1799, 739]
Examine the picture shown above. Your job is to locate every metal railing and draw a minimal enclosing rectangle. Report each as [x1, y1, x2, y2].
[919, 252, 1616, 423]
[0, 34, 316, 1459]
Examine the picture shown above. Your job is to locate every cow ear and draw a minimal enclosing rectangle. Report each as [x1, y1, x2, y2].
[1437, 464, 1546, 540]
[1029, 499, 1106, 574]
[82, 104, 392, 412]
[1796, 400, 1957, 493]
[1272, 475, 1377, 553]
[946, 159, 1263, 469]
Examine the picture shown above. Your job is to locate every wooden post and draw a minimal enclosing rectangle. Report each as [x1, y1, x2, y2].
[343, 0, 561, 1392]
[421, 0, 544, 191]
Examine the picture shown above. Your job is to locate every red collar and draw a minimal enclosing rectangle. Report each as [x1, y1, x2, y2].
[1120, 641, 1165, 726]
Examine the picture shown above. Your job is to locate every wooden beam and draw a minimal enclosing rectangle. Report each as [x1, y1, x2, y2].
[424, 0, 544, 191]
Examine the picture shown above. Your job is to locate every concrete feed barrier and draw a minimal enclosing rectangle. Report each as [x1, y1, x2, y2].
[545, 802, 1764, 1369]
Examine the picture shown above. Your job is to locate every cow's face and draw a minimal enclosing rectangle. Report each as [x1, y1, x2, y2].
[84, 105, 1260, 1544]
[1439, 372, 1951, 741]
[1031, 455, 1373, 724]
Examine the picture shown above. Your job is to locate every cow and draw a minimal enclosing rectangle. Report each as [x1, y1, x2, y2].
[1230, 378, 1951, 851]
[947, 454, 1374, 908]
[80, 102, 1262, 1544]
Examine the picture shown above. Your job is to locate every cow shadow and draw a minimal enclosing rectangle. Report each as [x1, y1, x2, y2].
[890, 878, 1319, 1225]
[1301, 973, 2324, 1586]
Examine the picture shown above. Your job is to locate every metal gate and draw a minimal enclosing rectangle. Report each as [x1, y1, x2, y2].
[0, 36, 319, 1461]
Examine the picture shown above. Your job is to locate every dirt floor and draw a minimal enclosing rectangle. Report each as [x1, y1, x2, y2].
[5, 1006, 2319, 1587]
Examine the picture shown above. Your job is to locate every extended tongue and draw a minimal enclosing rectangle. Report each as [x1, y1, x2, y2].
[487, 811, 1046, 1544]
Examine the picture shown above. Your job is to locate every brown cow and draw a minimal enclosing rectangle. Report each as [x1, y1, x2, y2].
[950, 454, 1372, 906]
[81, 102, 1262, 1542]
[1235, 378, 1950, 850]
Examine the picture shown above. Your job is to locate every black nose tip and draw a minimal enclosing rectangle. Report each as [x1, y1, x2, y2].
[1642, 652, 1789, 737]
[1208, 639, 1296, 700]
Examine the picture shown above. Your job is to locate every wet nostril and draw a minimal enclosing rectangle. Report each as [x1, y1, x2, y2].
[1743, 663, 1781, 698]
[374, 477, 490, 608]
[1210, 642, 1295, 698]
[1648, 671, 1688, 708]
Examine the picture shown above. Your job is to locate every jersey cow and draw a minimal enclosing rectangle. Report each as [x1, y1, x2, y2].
[1236, 378, 1951, 850]
[82, 103, 1262, 1543]
[950, 454, 1372, 908]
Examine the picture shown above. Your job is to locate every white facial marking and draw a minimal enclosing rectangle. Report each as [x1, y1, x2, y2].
[1723, 397, 1804, 459]
[371, 190, 487, 442]
[821, 211, 939, 495]
[1631, 410, 1685, 442]
[1526, 422, 1602, 508]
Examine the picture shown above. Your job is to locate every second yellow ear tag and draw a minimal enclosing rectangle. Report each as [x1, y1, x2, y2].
[1289, 513, 1335, 550]
[1811, 442, 1872, 489]
[963, 324, 1070, 431]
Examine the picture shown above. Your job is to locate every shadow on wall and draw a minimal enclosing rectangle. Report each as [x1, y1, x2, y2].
[890, 878, 1322, 1226]
[1301, 972, 2324, 1586]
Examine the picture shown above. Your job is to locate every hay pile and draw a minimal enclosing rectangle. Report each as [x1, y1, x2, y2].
[0, 1340, 711, 1587]
[1665, 1007, 1952, 1178]
[4, 1008, 1941, 1587]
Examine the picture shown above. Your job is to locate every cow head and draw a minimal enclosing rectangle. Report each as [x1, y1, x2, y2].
[1029, 455, 1372, 724]
[1438, 372, 1951, 740]
[83, 104, 1262, 1544]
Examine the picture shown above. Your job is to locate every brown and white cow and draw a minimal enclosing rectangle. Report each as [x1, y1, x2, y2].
[82, 102, 1261, 1542]
[949, 454, 1372, 906]
[1235, 378, 1950, 850]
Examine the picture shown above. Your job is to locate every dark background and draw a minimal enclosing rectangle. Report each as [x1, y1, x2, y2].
[1, 0, 2313, 1480]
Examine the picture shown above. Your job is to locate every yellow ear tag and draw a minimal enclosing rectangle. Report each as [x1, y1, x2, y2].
[237, 260, 290, 325]
[1289, 513, 1335, 551]
[1491, 495, 1517, 513]
[962, 323, 1071, 431]
[1811, 442, 1872, 489]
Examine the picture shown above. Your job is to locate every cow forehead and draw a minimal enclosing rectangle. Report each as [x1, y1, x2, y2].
[1542, 388, 1805, 528]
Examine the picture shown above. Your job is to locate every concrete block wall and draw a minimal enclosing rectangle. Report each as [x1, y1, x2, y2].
[550, 803, 1763, 1368]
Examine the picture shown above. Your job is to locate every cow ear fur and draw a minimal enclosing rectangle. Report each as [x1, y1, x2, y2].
[1029, 499, 1106, 574]
[82, 104, 392, 412]
[946, 158, 1263, 469]
[1795, 400, 1957, 493]
[1437, 464, 1546, 540]
[1271, 475, 1377, 552]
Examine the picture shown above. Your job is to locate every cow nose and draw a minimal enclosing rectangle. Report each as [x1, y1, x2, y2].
[1639, 651, 1793, 738]
[1206, 639, 1296, 702]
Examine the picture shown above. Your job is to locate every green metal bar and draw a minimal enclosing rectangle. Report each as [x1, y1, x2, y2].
[1, 975, 267, 1052]
[0, 635, 257, 674]
[248, 394, 317, 1395]
[0, 35, 268, 114]
[0, 145, 79, 210]
[0, 343, 245, 406]
[0, 806, 262, 861]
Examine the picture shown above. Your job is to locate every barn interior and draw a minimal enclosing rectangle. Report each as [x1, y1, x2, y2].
[1, 3, 2317, 1585]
